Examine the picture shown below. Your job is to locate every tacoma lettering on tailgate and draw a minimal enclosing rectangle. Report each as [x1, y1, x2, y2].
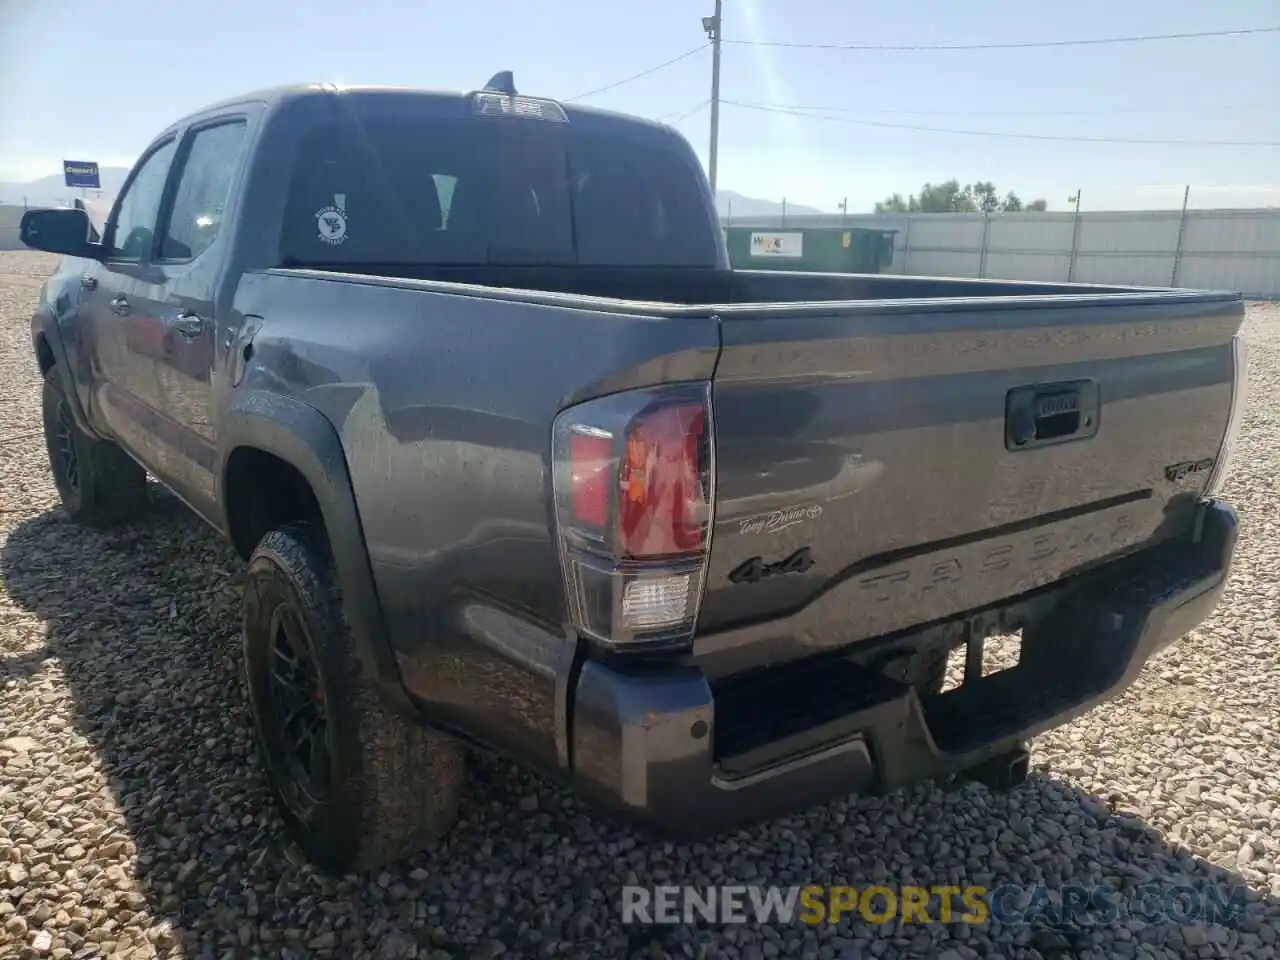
[856, 511, 1137, 605]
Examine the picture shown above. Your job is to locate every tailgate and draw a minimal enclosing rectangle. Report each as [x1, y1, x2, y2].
[696, 293, 1243, 675]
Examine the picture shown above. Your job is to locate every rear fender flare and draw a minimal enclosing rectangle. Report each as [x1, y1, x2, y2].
[218, 391, 412, 712]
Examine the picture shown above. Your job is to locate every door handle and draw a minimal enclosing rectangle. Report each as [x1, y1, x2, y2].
[1005, 379, 1099, 451]
[170, 311, 205, 338]
[81, 276, 97, 291]
[109, 295, 131, 316]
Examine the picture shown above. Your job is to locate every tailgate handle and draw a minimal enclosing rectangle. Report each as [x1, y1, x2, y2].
[1006, 380, 1099, 451]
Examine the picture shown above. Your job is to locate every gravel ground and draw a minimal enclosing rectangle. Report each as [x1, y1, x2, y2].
[0, 249, 1277, 960]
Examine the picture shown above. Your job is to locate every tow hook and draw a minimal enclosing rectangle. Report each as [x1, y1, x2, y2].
[962, 744, 1031, 791]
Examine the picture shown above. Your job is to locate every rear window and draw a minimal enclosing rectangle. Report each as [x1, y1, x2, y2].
[278, 106, 718, 269]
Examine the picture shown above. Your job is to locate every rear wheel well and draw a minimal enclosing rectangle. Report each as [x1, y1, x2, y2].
[225, 447, 325, 560]
[35, 334, 56, 376]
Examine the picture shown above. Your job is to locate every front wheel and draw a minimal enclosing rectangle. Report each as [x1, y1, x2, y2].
[242, 522, 467, 873]
[40, 368, 148, 527]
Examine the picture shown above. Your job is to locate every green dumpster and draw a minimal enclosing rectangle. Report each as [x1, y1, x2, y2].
[723, 226, 896, 273]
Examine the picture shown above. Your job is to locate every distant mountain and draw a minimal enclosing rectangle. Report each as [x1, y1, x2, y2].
[716, 190, 824, 218]
[0, 166, 131, 208]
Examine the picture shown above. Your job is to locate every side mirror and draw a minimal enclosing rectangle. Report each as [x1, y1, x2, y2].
[19, 208, 102, 259]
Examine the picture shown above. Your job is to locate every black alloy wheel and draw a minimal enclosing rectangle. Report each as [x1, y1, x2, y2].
[264, 601, 332, 818]
[51, 398, 81, 499]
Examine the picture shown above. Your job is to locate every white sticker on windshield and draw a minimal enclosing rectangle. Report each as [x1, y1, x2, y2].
[315, 193, 348, 246]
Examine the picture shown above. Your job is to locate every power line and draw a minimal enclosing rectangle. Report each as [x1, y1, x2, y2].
[563, 44, 708, 103]
[722, 99, 1280, 147]
[658, 100, 711, 126]
[723, 24, 1280, 52]
[728, 99, 1279, 119]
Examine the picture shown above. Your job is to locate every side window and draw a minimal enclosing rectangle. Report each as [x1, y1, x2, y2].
[106, 139, 178, 261]
[160, 121, 248, 261]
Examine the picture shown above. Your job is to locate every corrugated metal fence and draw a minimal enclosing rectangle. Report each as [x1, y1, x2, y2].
[724, 208, 1280, 298]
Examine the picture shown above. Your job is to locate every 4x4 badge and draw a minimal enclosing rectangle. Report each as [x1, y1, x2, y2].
[729, 547, 815, 585]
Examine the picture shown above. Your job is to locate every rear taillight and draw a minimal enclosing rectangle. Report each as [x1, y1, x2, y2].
[552, 383, 714, 652]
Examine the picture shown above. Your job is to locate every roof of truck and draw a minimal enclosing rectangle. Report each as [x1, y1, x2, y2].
[171, 82, 675, 137]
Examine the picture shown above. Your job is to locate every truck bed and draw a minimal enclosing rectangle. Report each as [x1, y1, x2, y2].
[239, 266, 1241, 703]
[294, 262, 1150, 306]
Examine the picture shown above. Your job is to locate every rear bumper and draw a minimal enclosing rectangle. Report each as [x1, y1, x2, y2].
[568, 499, 1237, 835]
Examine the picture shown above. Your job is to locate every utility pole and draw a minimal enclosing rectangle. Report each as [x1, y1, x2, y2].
[1172, 184, 1191, 286]
[1067, 189, 1083, 282]
[703, 0, 723, 196]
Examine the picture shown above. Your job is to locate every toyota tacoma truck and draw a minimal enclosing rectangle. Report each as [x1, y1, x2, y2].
[21, 75, 1246, 874]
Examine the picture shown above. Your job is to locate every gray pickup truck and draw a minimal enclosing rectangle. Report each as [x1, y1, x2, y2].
[22, 76, 1247, 875]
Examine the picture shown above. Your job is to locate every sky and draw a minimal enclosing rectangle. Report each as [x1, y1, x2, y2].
[1, 0, 1277, 212]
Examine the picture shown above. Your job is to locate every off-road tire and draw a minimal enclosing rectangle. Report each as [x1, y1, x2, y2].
[41, 368, 148, 528]
[242, 522, 466, 873]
